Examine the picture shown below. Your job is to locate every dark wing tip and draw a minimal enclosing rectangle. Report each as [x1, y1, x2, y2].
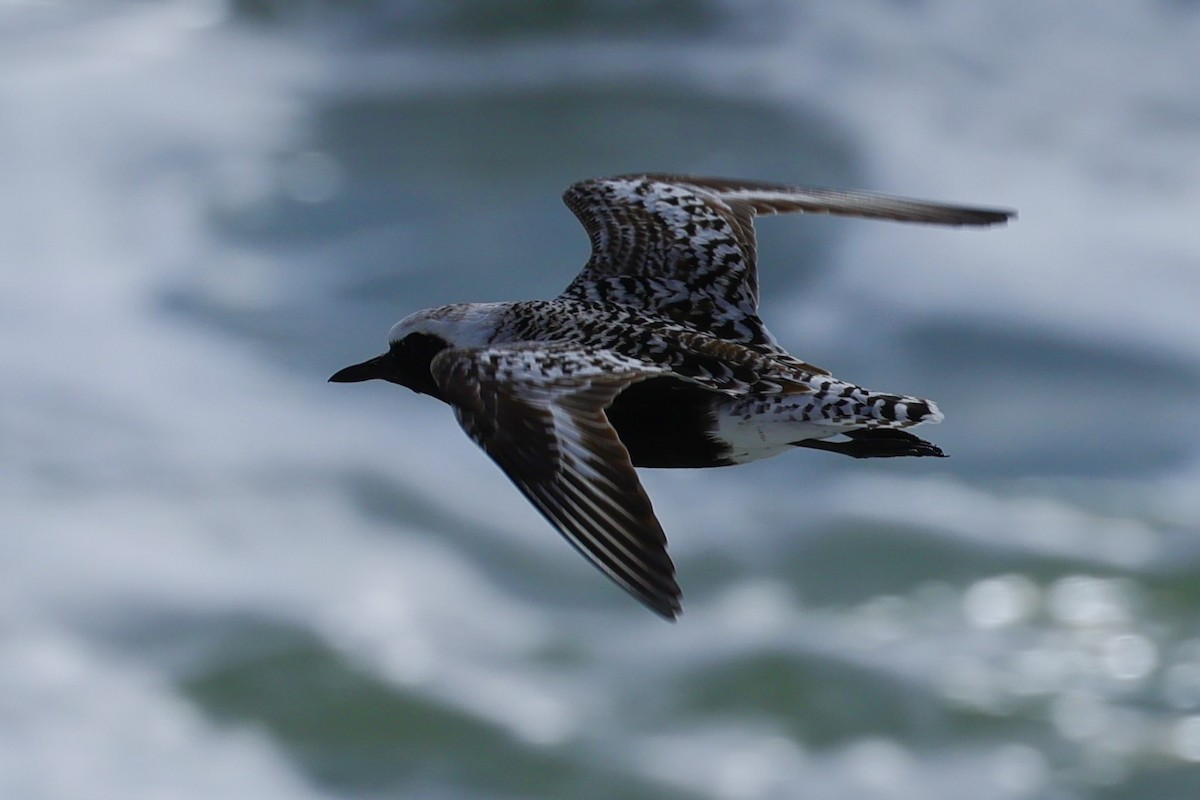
[598, 564, 679, 619]
[938, 205, 1016, 227]
[610, 564, 682, 620]
[569, 174, 1016, 228]
[518, 477, 684, 621]
[633, 587, 682, 621]
[658, 596, 683, 621]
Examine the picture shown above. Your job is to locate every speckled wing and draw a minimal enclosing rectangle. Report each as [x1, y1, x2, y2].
[430, 344, 682, 619]
[560, 174, 1014, 346]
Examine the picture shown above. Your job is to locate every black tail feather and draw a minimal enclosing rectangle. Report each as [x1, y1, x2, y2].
[793, 428, 947, 459]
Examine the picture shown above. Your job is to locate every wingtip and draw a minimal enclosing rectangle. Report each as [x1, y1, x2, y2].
[979, 207, 1018, 226]
[647, 590, 683, 621]
[653, 602, 682, 622]
[928, 204, 1014, 227]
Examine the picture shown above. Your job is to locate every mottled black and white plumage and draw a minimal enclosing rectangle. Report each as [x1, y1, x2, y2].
[330, 174, 1014, 619]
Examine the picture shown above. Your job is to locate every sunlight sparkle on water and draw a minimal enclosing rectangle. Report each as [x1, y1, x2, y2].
[1171, 715, 1200, 762]
[963, 574, 1039, 629]
[1047, 576, 1132, 628]
[1100, 633, 1157, 682]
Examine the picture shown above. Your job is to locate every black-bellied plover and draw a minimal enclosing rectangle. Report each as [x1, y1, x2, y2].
[331, 174, 1013, 619]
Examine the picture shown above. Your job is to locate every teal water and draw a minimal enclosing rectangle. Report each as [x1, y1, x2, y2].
[4, 2, 1200, 799]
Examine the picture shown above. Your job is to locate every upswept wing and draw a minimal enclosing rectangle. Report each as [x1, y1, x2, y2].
[430, 344, 682, 619]
[560, 174, 1014, 345]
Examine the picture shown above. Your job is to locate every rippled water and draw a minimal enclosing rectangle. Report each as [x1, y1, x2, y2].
[4, 1, 1200, 798]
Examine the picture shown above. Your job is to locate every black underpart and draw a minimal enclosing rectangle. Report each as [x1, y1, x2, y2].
[605, 377, 732, 469]
[794, 428, 947, 459]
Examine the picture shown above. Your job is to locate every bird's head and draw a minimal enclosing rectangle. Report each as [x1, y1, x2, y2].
[328, 303, 503, 398]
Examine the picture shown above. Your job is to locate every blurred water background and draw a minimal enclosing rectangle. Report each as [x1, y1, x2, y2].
[4, 1, 1200, 798]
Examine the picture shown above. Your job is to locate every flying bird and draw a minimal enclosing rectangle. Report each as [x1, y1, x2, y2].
[330, 174, 1013, 619]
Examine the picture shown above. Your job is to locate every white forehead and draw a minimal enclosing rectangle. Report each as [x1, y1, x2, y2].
[387, 302, 505, 348]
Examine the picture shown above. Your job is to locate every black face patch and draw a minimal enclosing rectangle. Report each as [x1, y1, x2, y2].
[388, 332, 451, 399]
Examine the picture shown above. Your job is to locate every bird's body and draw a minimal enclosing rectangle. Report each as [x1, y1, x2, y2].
[331, 174, 1013, 619]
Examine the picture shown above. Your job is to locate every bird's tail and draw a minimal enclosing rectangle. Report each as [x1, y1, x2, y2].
[813, 381, 943, 430]
[862, 391, 943, 427]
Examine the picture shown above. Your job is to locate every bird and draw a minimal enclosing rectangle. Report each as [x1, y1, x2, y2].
[330, 174, 1014, 619]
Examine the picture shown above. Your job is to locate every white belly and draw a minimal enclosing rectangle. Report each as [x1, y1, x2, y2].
[710, 395, 842, 464]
